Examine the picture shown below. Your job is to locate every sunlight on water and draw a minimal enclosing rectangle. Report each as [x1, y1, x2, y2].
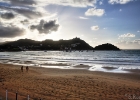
[0, 50, 140, 73]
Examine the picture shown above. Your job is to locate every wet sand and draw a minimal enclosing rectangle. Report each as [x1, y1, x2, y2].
[0, 63, 140, 100]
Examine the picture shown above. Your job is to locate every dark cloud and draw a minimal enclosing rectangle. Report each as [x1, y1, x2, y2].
[1, 12, 15, 19]
[12, 7, 41, 18]
[0, 25, 25, 38]
[21, 19, 29, 24]
[5, 0, 36, 6]
[0, 3, 42, 19]
[30, 20, 60, 34]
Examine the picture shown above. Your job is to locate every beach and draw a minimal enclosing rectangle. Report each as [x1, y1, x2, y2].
[0, 63, 140, 100]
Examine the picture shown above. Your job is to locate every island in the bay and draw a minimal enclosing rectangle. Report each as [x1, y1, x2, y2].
[0, 37, 120, 51]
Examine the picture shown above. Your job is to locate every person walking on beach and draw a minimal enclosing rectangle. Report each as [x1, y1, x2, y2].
[26, 66, 29, 72]
[21, 66, 23, 72]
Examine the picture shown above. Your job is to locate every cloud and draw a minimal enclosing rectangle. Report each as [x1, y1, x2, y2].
[1, 0, 97, 7]
[99, 1, 103, 5]
[1, 12, 15, 19]
[0, 24, 25, 38]
[116, 39, 140, 49]
[91, 25, 99, 31]
[133, 39, 140, 44]
[85, 8, 105, 16]
[108, 0, 134, 4]
[30, 20, 60, 34]
[116, 40, 130, 44]
[118, 39, 140, 44]
[6, 0, 96, 7]
[35, 0, 97, 7]
[79, 16, 88, 19]
[0, 4, 42, 19]
[0, 0, 98, 20]
[137, 30, 140, 32]
[119, 33, 135, 38]
[20, 19, 29, 24]
[10, 0, 36, 5]
[103, 27, 107, 29]
[12, 7, 42, 19]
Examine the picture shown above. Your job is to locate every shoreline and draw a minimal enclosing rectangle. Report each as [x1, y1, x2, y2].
[0, 63, 140, 100]
[0, 50, 140, 73]
[1, 61, 140, 74]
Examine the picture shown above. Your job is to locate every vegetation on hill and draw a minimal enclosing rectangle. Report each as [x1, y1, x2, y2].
[0, 37, 93, 51]
[94, 43, 120, 50]
[0, 38, 120, 51]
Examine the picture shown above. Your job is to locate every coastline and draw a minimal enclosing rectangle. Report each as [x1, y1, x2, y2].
[0, 63, 140, 100]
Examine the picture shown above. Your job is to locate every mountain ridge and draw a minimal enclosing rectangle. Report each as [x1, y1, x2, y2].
[0, 38, 120, 51]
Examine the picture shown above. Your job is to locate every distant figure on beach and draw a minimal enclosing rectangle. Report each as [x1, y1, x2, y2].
[21, 66, 23, 72]
[26, 66, 29, 72]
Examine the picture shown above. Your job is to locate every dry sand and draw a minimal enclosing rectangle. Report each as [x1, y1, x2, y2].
[0, 63, 140, 100]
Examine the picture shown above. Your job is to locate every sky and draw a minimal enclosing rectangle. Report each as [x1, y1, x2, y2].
[0, 0, 140, 49]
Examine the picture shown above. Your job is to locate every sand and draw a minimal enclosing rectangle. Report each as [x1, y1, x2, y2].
[0, 63, 140, 100]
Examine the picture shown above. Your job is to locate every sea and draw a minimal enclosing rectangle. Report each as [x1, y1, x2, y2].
[0, 50, 140, 73]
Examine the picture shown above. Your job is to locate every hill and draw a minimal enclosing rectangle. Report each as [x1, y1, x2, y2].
[94, 43, 120, 51]
[0, 38, 94, 51]
[0, 38, 120, 51]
